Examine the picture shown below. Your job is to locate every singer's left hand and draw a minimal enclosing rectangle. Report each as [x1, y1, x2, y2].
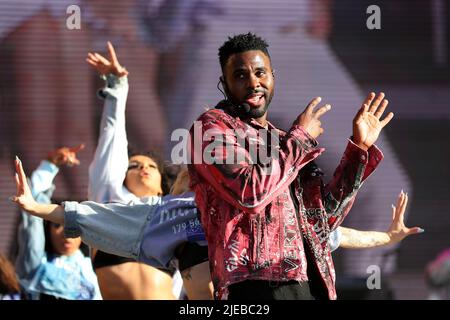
[352, 92, 393, 151]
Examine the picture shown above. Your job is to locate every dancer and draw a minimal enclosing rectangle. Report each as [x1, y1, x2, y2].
[14, 145, 101, 300]
[187, 33, 390, 300]
[85, 42, 179, 300]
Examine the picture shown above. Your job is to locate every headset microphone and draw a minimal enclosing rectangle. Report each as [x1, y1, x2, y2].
[217, 77, 252, 117]
[237, 103, 251, 114]
[216, 100, 252, 118]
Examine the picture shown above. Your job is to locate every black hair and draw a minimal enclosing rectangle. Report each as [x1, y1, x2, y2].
[45, 198, 89, 257]
[218, 32, 270, 71]
[161, 163, 184, 196]
[43, 221, 89, 257]
[128, 146, 165, 176]
[43, 220, 56, 256]
[127, 146, 180, 196]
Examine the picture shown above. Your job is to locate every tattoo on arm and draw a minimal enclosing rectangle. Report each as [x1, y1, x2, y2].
[339, 227, 390, 249]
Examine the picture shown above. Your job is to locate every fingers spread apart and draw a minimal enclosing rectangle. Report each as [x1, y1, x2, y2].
[368, 92, 385, 113]
[305, 97, 322, 114]
[314, 104, 331, 118]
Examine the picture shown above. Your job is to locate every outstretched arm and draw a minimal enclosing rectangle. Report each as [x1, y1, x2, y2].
[15, 146, 84, 278]
[12, 157, 157, 264]
[86, 42, 130, 203]
[338, 191, 424, 249]
[12, 157, 65, 224]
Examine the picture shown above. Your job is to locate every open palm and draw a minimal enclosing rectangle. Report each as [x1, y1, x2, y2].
[387, 191, 423, 244]
[11, 157, 37, 212]
[353, 92, 393, 150]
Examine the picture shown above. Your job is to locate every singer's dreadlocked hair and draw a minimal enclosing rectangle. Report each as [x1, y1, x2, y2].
[218, 32, 270, 71]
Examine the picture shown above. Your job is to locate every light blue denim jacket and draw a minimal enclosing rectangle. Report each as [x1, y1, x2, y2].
[16, 161, 102, 300]
[88, 74, 137, 205]
[63, 191, 205, 270]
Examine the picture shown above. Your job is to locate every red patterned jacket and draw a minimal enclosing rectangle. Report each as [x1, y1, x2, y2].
[188, 106, 383, 299]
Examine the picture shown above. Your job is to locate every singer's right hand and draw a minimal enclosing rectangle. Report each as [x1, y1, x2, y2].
[293, 97, 331, 139]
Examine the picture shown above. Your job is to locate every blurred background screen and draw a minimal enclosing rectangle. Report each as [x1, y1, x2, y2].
[0, 0, 449, 299]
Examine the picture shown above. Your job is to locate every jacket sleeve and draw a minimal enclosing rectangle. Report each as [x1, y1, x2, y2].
[322, 139, 384, 231]
[189, 111, 323, 215]
[63, 198, 160, 261]
[15, 161, 59, 280]
[88, 74, 129, 203]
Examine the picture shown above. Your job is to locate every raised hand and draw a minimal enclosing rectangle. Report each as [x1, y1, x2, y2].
[387, 191, 424, 245]
[294, 97, 331, 139]
[11, 157, 38, 213]
[353, 92, 393, 150]
[47, 144, 85, 167]
[86, 42, 129, 77]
